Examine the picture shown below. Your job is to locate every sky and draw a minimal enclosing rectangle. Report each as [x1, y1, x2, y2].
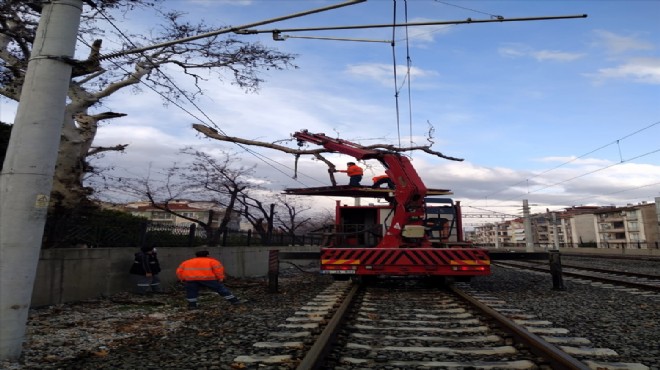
[2, 0, 659, 226]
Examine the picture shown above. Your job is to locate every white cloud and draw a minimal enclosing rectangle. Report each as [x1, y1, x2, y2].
[592, 30, 654, 55]
[345, 63, 438, 86]
[404, 17, 455, 44]
[531, 50, 586, 62]
[587, 57, 660, 84]
[498, 43, 584, 62]
[498, 45, 528, 58]
[536, 156, 612, 167]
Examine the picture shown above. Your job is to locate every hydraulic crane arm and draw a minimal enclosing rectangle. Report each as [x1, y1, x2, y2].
[293, 130, 430, 247]
[294, 130, 380, 160]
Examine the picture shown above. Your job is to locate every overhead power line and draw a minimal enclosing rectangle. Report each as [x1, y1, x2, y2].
[87, 4, 359, 190]
[234, 14, 587, 35]
[469, 120, 660, 208]
[98, 0, 366, 61]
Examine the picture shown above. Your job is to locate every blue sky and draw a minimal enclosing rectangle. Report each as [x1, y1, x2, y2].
[2, 0, 659, 224]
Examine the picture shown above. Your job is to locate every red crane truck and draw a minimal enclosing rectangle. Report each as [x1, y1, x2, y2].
[285, 130, 491, 280]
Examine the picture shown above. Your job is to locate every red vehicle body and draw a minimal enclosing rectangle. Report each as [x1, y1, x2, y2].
[286, 130, 491, 279]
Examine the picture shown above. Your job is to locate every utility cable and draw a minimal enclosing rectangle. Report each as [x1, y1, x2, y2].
[466, 120, 660, 207]
[433, 0, 504, 20]
[391, 0, 402, 148]
[404, 0, 414, 151]
[541, 180, 660, 214]
[87, 9, 330, 190]
[531, 147, 660, 195]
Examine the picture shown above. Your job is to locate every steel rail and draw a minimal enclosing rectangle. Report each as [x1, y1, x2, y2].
[560, 252, 660, 262]
[296, 283, 360, 370]
[450, 285, 591, 370]
[496, 261, 660, 292]
[557, 262, 660, 279]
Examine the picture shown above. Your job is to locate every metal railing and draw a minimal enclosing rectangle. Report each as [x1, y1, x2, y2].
[42, 218, 325, 248]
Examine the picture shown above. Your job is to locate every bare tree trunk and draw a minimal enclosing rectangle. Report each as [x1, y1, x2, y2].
[51, 109, 90, 209]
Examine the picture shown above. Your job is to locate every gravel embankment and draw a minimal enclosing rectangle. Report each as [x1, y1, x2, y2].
[1, 257, 658, 369]
[472, 257, 660, 368]
[1, 265, 334, 370]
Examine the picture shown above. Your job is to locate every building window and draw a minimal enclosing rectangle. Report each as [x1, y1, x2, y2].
[152, 211, 173, 219]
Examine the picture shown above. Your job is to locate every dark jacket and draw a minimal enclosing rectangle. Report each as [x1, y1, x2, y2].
[129, 251, 161, 275]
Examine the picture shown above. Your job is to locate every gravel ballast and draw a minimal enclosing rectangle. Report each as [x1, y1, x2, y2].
[1, 257, 658, 369]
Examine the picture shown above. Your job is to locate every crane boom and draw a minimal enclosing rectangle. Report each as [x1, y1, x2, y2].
[293, 130, 429, 247]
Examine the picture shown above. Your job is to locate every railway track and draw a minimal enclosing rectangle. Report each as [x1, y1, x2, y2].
[495, 260, 660, 293]
[231, 279, 651, 369]
[560, 252, 660, 262]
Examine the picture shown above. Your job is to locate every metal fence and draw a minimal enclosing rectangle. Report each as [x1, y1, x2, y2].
[42, 218, 324, 248]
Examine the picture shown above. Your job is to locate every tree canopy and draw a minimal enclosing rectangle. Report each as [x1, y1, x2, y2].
[0, 0, 296, 211]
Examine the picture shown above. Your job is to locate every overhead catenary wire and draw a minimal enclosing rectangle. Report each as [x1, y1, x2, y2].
[235, 14, 587, 35]
[467, 120, 660, 208]
[531, 147, 660, 195]
[96, 0, 367, 61]
[403, 0, 414, 151]
[468, 144, 660, 224]
[86, 7, 332, 190]
[554, 180, 660, 208]
[391, 0, 402, 148]
[82, 3, 604, 211]
[391, 0, 415, 150]
[433, 0, 504, 20]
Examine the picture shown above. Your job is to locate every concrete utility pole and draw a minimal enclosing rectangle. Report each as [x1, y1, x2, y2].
[523, 199, 534, 252]
[0, 0, 82, 360]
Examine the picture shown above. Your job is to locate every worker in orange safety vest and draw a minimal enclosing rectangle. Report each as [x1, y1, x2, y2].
[371, 174, 395, 189]
[176, 250, 245, 309]
[335, 161, 363, 186]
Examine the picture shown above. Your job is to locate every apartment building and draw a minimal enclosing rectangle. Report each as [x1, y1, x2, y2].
[125, 200, 240, 231]
[594, 202, 658, 249]
[559, 206, 600, 248]
[469, 200, 659, 250]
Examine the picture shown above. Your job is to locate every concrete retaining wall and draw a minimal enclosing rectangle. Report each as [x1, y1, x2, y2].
[31, 245, 320, 307]
[32, 245, 657, 307]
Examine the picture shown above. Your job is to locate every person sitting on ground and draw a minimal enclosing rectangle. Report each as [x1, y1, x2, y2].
[335, 161, 363, 186]
[176, 250, 245, 309]
[371, 174, 395, 189]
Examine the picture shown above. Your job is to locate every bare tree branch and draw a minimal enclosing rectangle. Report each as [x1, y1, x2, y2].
[193, 123, 465, 161]
[1, 1, 296, 210]
[88, 144, 129, 156]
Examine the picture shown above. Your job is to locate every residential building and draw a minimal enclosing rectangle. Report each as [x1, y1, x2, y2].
[125, 200, 241, 231]
[468, 201, 658, 250]
[560, 206, 600, 248]
[594, 202, 658, 249]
